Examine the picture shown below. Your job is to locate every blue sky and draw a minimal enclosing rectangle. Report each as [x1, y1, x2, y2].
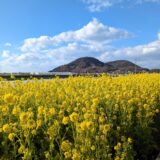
[0, 0, 160, 72]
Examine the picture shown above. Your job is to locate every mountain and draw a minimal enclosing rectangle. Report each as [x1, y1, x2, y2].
[105, 60, 149, 73]
[49, 57, 149, 73]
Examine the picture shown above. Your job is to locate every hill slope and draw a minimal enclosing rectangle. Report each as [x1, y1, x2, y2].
[50, 57, 149, 73]
[105, 60, 149, 73]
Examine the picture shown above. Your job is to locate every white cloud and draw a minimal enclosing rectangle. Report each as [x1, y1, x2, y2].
[1, 50, 11, 58]
[0, 19, 131, 72]
[1, 42, 103, 72]
[82, 0, 121, 11]
[0, 18, 160, 72]
[98, 40, 160, 68]
[81, 0, 160, 12]
[4, 42, 12, 47]
[21, 18, 131, 52]
[21, 36, 51, 52]
[81, 0, 117, 12]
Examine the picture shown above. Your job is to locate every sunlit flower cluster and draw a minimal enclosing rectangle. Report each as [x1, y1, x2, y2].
[0, 74, 159, 159]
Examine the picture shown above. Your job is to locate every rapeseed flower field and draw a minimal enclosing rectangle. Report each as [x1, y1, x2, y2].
[0, 74, 159, 160]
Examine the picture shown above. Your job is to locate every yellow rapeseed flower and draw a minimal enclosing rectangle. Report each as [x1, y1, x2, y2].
[61, 140, 72, 152]
[48, 108, 56, 116]
[8, 133, 16, 141]
[18, 145, 25, 154]
[62, 116, 70, 125]
[64, 151, 72, 158]
[3, 93, 15, 104]
[2, 124, 11, 133]
[27, 119, 36, 129]
[69, 112, 78, 122]
[127, 137, 132, 144]
[72, 149, 81, 160]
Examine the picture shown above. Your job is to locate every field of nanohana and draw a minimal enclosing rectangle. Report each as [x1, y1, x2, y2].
[0, 74, 160, 160]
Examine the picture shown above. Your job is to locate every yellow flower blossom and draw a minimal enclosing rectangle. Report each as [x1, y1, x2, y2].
[69, 112, 78, 122]
[61, 140, 72, 152]
[3, 124, 11, 133]
[0, 74, 159, 159]
[27, 119, 36, 129]
[48, 108, 56, 116]
[62, 116, 70, 125]
[64, 151, 72, 158]
[3, 93, 15, 104]
[72, 149, 81, 160]
[18, 145, 25, 154]
[127, 137, 132, 144]
[8, 133, 16, 141]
